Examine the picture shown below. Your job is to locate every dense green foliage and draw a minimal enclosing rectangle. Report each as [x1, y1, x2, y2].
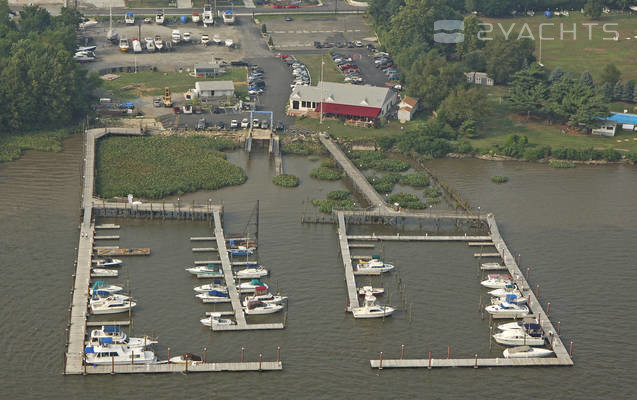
[311, 198, 355, 213]
[549, 160, 576, 168]
[327, 190, 351, 200]
[0, 127, 79, 162]
[347, 150, 410, 172]
[309, 167, 342, 180]
[96, 136, 245, 198]
[281, 141, 326, 155]
[367, 173, 402, 193]
[273, 174, 300, 187]
[423, 187, 442, 198]
[626, 151, 637, 163]
[0, 4, 98, 134]
[387, 193, 427, 209]
[491, 176, 509, 183]
[399, 173, 430, 187]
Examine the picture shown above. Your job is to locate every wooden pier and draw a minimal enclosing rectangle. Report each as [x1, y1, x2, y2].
[347, 235, 492, 242]
[337, 212, 361, 311]
[94, 235, 120, 240]
[92, 198, 222, 220]
[194, 260, 258, 266]
[467, 242, 495, 247]
[82, 361, 282, 374]
[96, 248, 151, 256]
[95, 224, 120, 229]
[192, 247, 218, 252]
[86, 320, 131, 327]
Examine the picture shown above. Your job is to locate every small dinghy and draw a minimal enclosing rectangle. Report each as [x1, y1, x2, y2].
[169, 353, 202, 364]
[91, 268, 118, 278]
[244, 300, 284, 315]
[237, 279, 269, 293]
[201, 313, 235, 327]
[357, 286, 384, 296]
[93, 258, 122, 267]
[480, 274, 512, 289]
[353, 259, 395, 276]
[196, 289, 231, 303]
[234, 265, 268, 279]
[503, 346, 554, 358]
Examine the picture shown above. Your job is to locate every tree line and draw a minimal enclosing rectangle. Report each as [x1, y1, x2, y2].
[0, 1, 98, 135]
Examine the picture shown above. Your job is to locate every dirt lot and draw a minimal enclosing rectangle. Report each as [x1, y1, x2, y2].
[258, 14, 375, 50]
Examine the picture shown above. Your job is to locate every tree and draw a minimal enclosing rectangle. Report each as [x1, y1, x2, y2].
[633, 85, 637, 103]
[463, 50, 486, 71]
[549, 67, 566, 83]
[407, 50, 464, 112]
[580, 71, 594, 88]
[484, 37, 535, 84]
[437, 86, 489, 129]
[456, 15, 485, 59]
[622, 81, 635, 102]
[600, 82, 613, 101]
[600, 63, 621, 85]
[613, 81, 624, 101]
[584, 0, 603, 19]
[506, 63, 548, 118]
[267, 36, 273, 46]
[261, 24, 267, 34]
[17, 5, 52, 33]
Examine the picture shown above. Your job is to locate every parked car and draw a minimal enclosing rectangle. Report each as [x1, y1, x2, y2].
[197, 118, 206, 130]
[346, 41, 355, 48]
[230, 119, 239, 128]
[275, 121, 284, 131]
[355, 40, 363, 47]
[153, 98, 162, 107]
[313, 41, 322, 48]
[241, 118, 249, 128]
[261, 120, 269, 129]
[215, 120, 225, 129]
[173, 106, 181, 114]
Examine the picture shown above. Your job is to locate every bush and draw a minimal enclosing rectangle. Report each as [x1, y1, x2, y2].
[425, 197, 441, 205]
[95, 136, 245, 199]
[399, 172, 430, 187]
[321, 158, 338, 168]
[311, 198, 356, 213]
[327, 190, 351, 200]
[491, 175, 509, 184]
[368, 173, 401, 193]
[387, 192, 427, 209]
[310, 167, 342, 180]
[261, 24, 267, 34]
[626, 151, 637, 163]
[423, 187, 442, 198]
[370, 159, 410, 172]
[348, 150, 384, 169]
[0, 127, 77, 162]
[549, 160, 575, 168]
[376, 135, 396, 151]
[273, 174, 300, 187]
[308, 155, 320, 162]
[282, 141, 325, 155]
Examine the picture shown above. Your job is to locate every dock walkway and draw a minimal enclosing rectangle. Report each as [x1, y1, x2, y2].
[337, 212, 360, 311]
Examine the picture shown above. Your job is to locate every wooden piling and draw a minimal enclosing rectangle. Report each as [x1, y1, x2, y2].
[558, 321, 561, 335]
[400, 344, 404, 360]
[111, 356, 115, 374]
[428, 352, 431, 369]
[379, 352, 383, 370]
[447, 345, 450, 360]
[569, 341, 574, 358]
[203, 347, 207, 363]
[277, 346, 281, 362]
[474, 354, 478, 369]
[241, 347, 245, 362]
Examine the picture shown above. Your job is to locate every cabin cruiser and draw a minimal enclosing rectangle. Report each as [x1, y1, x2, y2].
[498, 317, 539, 331]
[503, 346, 554, 358]
[183, 32, 192, 43]
[171, 30, 181, 44]
[351, 295, 395, 319]
[73, 51, 96, 62]
[185, 265, 224, 278]
[493, 327, 545, 346]
[154, 36, 164, 51]
[89, 281, 123, 296]
[201, 34, 210, 46]
[234, 265, 268, 279]
[94, 258, 122, 268]
[88, 325, 157, 348]
[488, 284, 522, 298]
[237, 279, 269, 293]
[203, 4, 214, 26]
[485, 301, 529, 319]
[244, 300, 284, 315]
[90, 295, 136, 315]
[201, 313, 235, 327]
[353, 259, 395, 275]
[480, 274, 512, 289]
[491, 293, 527, 305]
[155, 10, 164, 24]
[222, 10, 235, 25]
[84, 344, 157, 365]
[145, 37, 155, 52]
[242, 293, 287, 307]
[196, 290, 231, 303]
[91, 268, 118, 278]
[193, 281, 227, 294]
[357, 286, 384, 296]
[119, 38, 130, 52]
[169, 353, 202, 364]
[192, 11, 200, 23]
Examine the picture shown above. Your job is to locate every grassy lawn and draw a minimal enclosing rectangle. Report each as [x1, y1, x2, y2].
[470, 87, 637, 152]
[0, 128, 78, 163]
[126, 0, 175, 8]
[191, 0, 242, 8]
[294, 54, 343, 85]
[295, 117, 420, 140]
[482, 13, 637, 81]
[101, 68, 247, 100]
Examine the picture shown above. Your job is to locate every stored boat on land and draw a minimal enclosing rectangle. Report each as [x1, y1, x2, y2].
[353, 259, 394, 275]
[503, 346, 554, 358]
[145, 37, 155, 52]
[154, 36, 163, 51]
[201, 312, 235, 327]
[132, 38, 142, 53]
[183, 32, 192, 43]
[84, 344, 157, 365]
[171, 30, 181, 44]
[196, 290, 231, 303]
[119, 38, 130, 52]
[485, 301, 529, 319]
[155, 10, 164, 24]
[234, 265, 268, 279]
[203, 4, 214, 26]
[351, 295, 394, 319]
[222, 10, 235, 24]
[201, 34, 210, 46]
[192, 11, 200, 23]
[244, 300, 284, 315]
[125, 12, 135, 25]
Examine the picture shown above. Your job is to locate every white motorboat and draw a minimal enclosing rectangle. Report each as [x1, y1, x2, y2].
[196, 289, 231, 303]
[488, 284, 522, 298]
[203, 4, 214, 26]
[185, 265, 224, 278]
[169, 353, 202, 364]
[171, 29, 181, 44]
[192, 11, 200, 23]
[480, 274, 512, 289]
[481, 262, 507, 271]
[491, 293, 527, 305]
[88, 325, 157, 348]
[498, 318, 539, 331]
[201, 313, 235, 327]
[155, 10, 164, 24]
[224, 39, 234, 48]
[234, 265, 268, 279]
[237, 280, 269, 293]
[84, 344, 157, 365]
[125, 12, 135, 25]
[242, 293, 287, 307]
[357, 286, 384, 296]
[493, 328, 545, 346]
[183, 32, 192, 43]
[201, 34, 210, 46]
[77, 45, 97, 52]
[503, 346, 554, 358]
[132, 38, 142, 53]
[119, 38, 130, 52]
[193, 282, 227, 294]
[90, 295, 136, 315]
[154, 36, 163, 51]
[222, 10, 235, 25]
[89, 281, 123, 296]
[244, 300, 284, 315]
[485, 301, 529, 319]
[91, 268, 118, 278]
[145, 37, 155, 52]
[73, 51, 96, 62]
[353, 259, 395, 275]
[94, 258, 122, 268]
[351, 295, 395, 319]
[212, 34, 222, 45]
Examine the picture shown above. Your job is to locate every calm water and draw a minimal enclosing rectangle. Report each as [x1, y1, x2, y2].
[0, 136, 635, 399]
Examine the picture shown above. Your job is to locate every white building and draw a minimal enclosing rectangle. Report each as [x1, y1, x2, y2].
[194, 81, 234, 100]
[465, 72, 494, 86]
[397, 96, 418, 122]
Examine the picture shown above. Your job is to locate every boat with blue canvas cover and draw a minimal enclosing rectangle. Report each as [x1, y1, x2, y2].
[228, 246, 254, 257]
[84, 344, 157, 365]
[89, 281, 123, 296]
[193, 280, 227, 293]
[237, 279, 269, 293]
[490, 293, 527, 305]
[89, 325, 158, 347]
[196, 289, 231, 303]
[222, 10, 235, 25]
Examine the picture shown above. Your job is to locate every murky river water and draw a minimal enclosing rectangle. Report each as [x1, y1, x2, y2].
[0, 135, 635, 398]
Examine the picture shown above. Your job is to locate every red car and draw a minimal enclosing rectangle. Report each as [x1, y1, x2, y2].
[273, 4, 284, 8]
[173, 106, 181, 114]
[286, 4, 300, 8]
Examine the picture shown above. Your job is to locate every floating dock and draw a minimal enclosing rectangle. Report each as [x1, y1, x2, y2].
[348, 235, 492, 242]
[96, 248, 151, 256]
[192, 247, 218, 252]
[94, 235, 120, 240]
[81, 361, 283, 375]
[95, 224, 120, 229]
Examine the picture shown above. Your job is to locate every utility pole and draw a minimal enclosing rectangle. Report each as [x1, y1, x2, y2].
[320, 56, 324, 124]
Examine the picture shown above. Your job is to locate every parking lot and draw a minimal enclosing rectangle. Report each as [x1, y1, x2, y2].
[261, 14, 375, 50]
